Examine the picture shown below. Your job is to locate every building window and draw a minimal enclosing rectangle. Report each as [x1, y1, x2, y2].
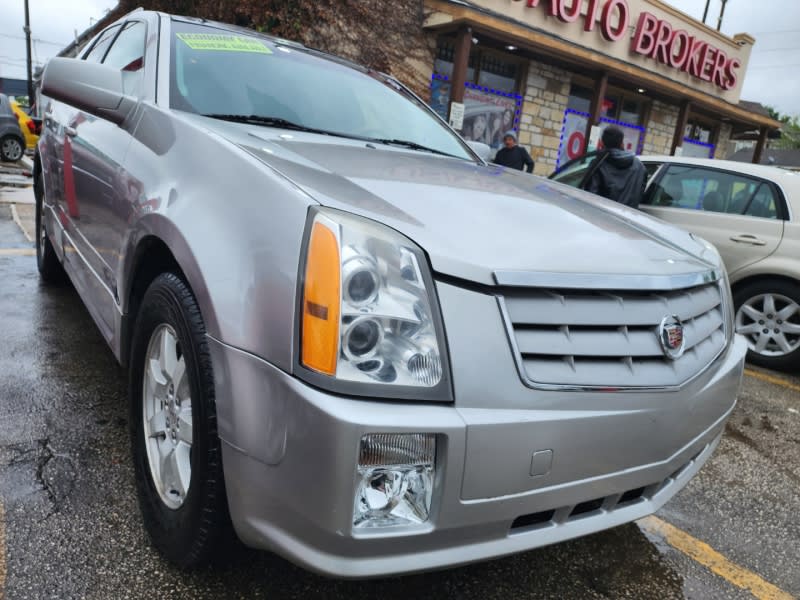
[559, 83, 647, 166]
[431, 38, 523, 150]
[477, 53, 518, 93]
[620, 98, 642, 125]
[567, 86, 645, 126]
[682, 119, 717, 158]
[567, 84, 592, 113]
[685, 120, 712, 143]
[434, 41, 475, 81]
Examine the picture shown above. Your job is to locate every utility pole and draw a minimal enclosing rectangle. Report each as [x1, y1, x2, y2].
[702, 0, 711, 24]
[717, 0, 729, 31]
[23, 0, 34, 102]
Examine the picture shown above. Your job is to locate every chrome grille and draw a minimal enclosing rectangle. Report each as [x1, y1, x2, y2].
[501, 282, 727, 388]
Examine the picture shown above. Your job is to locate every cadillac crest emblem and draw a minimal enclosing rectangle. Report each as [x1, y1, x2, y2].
[658, 315, 685, 360]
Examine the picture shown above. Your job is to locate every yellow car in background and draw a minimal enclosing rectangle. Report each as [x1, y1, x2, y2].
[10, 98, 38, 151]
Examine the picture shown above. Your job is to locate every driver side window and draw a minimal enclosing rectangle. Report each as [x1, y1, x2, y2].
[83, 25, 121, 63]
[101, 21, 147, 97]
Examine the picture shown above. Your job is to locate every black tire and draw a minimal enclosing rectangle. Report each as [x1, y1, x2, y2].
[733, 278, 800, 371]
[0, 134, 24, 162]
[34, 167, 66, 283]
[129, 272, 231, 568]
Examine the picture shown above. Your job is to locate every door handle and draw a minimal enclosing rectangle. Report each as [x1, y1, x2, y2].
[729, 234, 767, 246]
[65, 126, 77, 138]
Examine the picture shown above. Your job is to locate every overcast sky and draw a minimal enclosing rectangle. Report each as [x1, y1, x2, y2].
[0, 0, 115, 79]
[0, 0, 798, 117]
[663, 0, 800, 117]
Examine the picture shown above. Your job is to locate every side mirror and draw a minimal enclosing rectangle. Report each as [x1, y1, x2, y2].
[41, 57, 137, 126]
[466, 140, 492, 162]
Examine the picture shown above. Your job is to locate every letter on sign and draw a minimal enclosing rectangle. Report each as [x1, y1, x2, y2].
[669, 30, 691, 68]
[555, 0, 582, 23]
[631, 11, 658, 54]
[601, 0, 630, 42]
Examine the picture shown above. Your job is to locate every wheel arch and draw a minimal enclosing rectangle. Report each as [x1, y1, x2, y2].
[120, 215, 218, 369]
[730, 273, 800, 298]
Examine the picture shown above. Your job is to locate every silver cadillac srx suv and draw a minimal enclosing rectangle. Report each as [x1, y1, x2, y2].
[34, 10, 747, 577]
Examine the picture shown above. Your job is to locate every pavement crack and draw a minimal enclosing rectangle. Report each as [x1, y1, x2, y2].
[33, 438, 76, 518]
[34, 438, 56, 508]
[4, 444, 36, 466]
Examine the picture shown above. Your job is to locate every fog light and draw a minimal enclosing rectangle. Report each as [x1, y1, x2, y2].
[354, 433, 435, 529]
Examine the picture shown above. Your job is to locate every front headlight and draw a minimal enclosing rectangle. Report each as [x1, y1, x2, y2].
[297, 208, 452, 400]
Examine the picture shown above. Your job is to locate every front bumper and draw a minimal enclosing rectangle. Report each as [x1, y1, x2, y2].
[208, 331, 746, 578]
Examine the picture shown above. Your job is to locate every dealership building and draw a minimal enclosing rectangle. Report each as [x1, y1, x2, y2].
[421, 0, 780, 175]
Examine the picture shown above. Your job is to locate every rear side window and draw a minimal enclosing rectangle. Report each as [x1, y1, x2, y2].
[83, 25, 122, 63]
[645, 164, 781, 219]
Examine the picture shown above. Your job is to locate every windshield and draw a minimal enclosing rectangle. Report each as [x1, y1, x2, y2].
[169, 21, 472, 160]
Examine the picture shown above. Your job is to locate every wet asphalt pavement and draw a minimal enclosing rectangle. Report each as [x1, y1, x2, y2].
[0, 191, 798, 599]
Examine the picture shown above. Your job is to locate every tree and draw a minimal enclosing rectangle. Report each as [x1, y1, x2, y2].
[116, 0, 436, 101]
[766, 106, 800, 149]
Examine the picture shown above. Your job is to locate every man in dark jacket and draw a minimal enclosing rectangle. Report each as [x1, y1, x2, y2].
[584, 125, 647, 208]
[493, 131, 534, 173]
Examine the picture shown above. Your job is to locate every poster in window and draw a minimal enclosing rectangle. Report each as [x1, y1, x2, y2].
[557, 110, 645, 168]
[430, 79, 451, 121]
[557, 110, 589, 169]
[461, 88, 518, 150]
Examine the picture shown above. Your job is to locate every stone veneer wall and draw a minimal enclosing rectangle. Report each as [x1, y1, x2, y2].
[715, 122, 734, 159]
[517, 61, 572, 176]
[642, 100, 679, 156]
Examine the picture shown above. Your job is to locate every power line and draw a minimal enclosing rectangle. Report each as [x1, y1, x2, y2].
[751, 29, 800, 34]
[0, 32, 67, 46]
[747, 63, 800, 69]
[753, 47, 800, 52]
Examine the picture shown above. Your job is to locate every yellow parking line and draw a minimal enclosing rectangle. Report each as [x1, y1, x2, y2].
[744, 368, 800, 394]
[0, 248, 35, 256]
[639, 516, 794, 600]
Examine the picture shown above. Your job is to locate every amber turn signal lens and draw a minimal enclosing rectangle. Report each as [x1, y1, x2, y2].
[301, 220, 341, 375]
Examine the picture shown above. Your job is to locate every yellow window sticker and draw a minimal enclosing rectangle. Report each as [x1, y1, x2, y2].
[176, 33, 273, 54]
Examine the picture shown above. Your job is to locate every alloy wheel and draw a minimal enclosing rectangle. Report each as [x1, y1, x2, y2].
[2, 137, 23, 162]
[142, 324, 193, 509]
[735, 293, 800, 357]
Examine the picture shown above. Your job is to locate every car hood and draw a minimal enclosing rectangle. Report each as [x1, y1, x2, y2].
[200, 119, 719, 286]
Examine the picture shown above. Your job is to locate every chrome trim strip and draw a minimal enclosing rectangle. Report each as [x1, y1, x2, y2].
[496, 284, 729, 392]
[61, 227, 123, 316]
[493, 269, 723, 290]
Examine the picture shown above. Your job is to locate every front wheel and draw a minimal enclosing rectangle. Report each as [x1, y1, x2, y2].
[734, 279, 800, 371]
[129, 273, 231, 567]
[0, 135, 24, 162]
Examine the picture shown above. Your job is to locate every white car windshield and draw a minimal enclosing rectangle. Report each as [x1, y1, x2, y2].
[169, 21, 473, 160]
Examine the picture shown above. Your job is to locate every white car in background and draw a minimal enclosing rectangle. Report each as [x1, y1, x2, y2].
[552, 155, 800, 371]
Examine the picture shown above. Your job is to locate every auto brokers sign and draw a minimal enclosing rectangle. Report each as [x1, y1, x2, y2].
[489, 0, 752, 100]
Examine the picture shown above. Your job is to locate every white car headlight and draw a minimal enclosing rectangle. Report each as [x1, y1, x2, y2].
[297, 208, 451, 400]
